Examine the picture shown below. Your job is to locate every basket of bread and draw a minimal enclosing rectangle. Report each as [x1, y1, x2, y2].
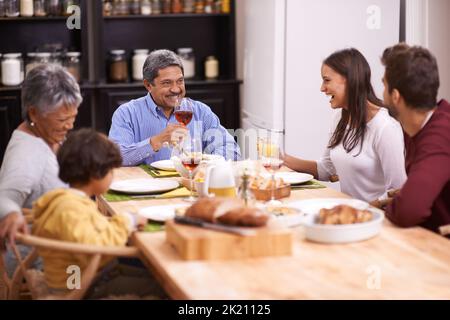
[249, 175, 291, 201]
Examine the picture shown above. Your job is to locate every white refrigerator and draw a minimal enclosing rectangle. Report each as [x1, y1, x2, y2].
[241, 0, 400, 162]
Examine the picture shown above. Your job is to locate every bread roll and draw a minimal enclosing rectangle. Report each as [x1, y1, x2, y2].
[218, 207, 269, 227]
[318, 205, 372, 225]
[185, 197, 268, 227]
[185, 197, 223, 223]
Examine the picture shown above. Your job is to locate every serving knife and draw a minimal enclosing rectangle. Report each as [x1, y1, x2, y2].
[174, 216, 256, 236]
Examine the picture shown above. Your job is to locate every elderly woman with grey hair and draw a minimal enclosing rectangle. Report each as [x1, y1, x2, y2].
[109, 49, 241, 166]
[0, 64, 82, 246]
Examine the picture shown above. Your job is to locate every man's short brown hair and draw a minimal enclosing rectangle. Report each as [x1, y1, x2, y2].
[58, 128, 122, 185]
[381, 43, 440, 110]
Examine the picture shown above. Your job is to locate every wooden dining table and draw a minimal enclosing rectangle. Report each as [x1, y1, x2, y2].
[97, 166, 450, 300]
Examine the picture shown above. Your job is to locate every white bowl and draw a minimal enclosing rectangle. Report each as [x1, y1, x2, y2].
[302, 210, 384, 244]
[287, 198, 385, 244]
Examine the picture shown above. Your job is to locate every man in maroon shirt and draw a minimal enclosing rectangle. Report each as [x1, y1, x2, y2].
[380, 44, 450, 234]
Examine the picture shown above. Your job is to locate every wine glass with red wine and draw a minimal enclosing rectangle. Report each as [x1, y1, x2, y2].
[180, 136, 202, 202]
[259, 131, 285, 206]
[174, 97, 194, 126]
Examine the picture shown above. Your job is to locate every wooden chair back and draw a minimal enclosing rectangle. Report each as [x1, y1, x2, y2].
[6, 233, 140, 300]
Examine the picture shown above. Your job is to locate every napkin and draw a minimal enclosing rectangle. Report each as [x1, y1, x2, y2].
[103, 187, 193, 202]
[139, 164, 180, 178]
[153, 187, 193, 199]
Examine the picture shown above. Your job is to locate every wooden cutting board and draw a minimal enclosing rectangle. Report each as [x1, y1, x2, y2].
[165, 220, 293, 260]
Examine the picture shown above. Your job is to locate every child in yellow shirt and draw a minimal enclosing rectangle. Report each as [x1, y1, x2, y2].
[32, 128, 162, 298]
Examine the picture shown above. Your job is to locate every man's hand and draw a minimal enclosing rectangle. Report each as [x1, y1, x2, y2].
[150, 123, 188, 151]
[0, 212, 29, 250]
[387, 189, 400, 198]
[369, 198, 393, 210]
[370, 189, 401, 210]
[329, 175, 340, 183]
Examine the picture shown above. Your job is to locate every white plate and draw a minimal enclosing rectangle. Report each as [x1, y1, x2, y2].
[109, 178, 179, 195]
[150, 160, 176, 172]
[138, 204, 187, 222]
[275, 172, 314, 185]
[287, 198, 384, 244]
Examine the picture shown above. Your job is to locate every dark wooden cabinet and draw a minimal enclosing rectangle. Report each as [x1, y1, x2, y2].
[187, 81, 240, 130]
[0, 0, 240, 160]
[0, 88, 22, 164]
[76, 87, 94, 130]
[92, 0, 240, 135]
[96, 85, 148, 133]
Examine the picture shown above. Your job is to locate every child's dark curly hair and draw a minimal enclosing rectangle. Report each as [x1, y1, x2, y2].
[57, 128, 122, 185]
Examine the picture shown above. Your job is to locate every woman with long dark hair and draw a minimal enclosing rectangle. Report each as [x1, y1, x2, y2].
[284, 48, 406, 201]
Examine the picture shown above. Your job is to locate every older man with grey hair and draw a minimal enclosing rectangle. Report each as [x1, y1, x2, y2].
[0, 64, 82, 247]
[109, 49, 241, 166]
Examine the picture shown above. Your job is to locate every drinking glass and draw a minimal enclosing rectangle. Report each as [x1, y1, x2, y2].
[259, 131, 284, 206]
[174, 97, 194, 126]
[180, 135, 202, 202]
[5, 0, 19, 17]
[171, 97, 194, 152]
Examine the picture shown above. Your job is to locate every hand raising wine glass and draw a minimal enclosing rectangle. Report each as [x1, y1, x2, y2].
[180, 135, 202, 202]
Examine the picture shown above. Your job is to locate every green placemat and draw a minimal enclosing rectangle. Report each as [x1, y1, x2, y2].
[143, 222, 165, 233]
[291, 179, 327, 190]
[139, 164, 180, 178]
[104, 186, 193, 202]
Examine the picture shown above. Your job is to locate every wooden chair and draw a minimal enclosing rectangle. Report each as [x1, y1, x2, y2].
[1, 208, 32, 300]
[4, 233, 140, 300]
[1, 249, 11, 300]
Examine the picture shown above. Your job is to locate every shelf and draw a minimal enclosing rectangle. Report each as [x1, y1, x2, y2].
[0, 85, 22, 92]
[79, 83, 98, 89]
[96, 79, 242, 89]
[95, 82, 145, 89]
[0, 16, 69, 22]
[0, 79, 242, 92]
[103, 13, 230, 20]
[0, 82, 97, 92]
